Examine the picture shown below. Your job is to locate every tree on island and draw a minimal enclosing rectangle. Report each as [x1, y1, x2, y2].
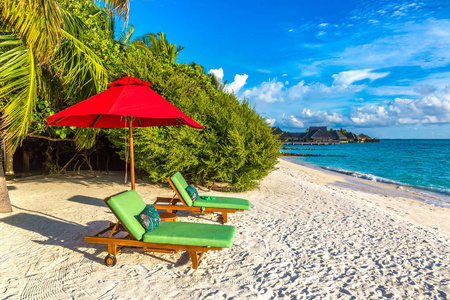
[338, 128, 348, 135]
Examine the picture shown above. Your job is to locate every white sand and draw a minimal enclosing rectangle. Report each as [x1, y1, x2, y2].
[1, 159, 449, 299]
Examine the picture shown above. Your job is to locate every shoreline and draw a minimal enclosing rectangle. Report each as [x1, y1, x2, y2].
[1, 160, 450, 298]
[282, 156, 450, 208]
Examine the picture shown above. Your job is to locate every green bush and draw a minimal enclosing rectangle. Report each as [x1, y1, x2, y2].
[106, 50, 281, 191]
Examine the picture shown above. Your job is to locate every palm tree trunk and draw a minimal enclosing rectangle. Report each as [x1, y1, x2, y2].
[0, 152, 12, 213]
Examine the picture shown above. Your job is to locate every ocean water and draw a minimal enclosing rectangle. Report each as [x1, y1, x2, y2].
[281, 139, 450, 204]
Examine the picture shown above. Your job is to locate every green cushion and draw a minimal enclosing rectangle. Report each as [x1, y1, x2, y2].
[170, 172, 193, 206]
[143, 221, 236, 248]
[107, 190, 147, 240]
[171, 172, 251, 211]
[194, 196, 251, 210]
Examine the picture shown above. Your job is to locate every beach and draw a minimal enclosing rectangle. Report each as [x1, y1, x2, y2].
[1, 159, 449, 299]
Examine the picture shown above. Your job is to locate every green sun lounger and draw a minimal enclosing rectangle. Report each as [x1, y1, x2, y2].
[153, 172, 250, 223]
[84, 190, 236, 269]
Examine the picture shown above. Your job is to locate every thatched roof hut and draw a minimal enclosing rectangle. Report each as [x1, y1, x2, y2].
[331, 131, 347, 141]
[304, 127, 334, 141]
[271, 127, 284, 135]
[345, 132, 359, 141]
[359, 134, 371, 139]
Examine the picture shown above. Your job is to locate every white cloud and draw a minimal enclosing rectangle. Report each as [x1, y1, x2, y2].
[241, 78, 366, 107]
[281, 109, 345, 128]
[278, 92, 450, 129]
[391, 2, 418, 18]
[225, 74, 248, 94]
[350, 106, 390, 126]
[297, 61, 324, 77]
[350, 93, 450, 127]
[257, 69, 272, 74]
[332, 69, 390, 85]
[282, 115, 305, 128]
[287, 80, 365, 100]
[208, 68, 224, 81]
[242, 79, 285, 103]
[318, 23, 328, 28]
[208, 68, 248, 95]
[265, 118, 276, 126]
[336, 19, 450, 69]
[303, 109, 344, 123]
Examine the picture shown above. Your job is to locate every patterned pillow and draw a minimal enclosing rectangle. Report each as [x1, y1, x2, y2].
[135, 205, 161, 232]
[185, 185, 199, 202]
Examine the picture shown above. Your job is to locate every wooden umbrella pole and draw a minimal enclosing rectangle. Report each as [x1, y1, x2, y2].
[128, 120, 135, 190]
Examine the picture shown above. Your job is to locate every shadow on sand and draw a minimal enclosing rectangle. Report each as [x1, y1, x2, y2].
[0, 211, 107, 264]
[67, 195, 107, 208]
[0, 207, 179, 266]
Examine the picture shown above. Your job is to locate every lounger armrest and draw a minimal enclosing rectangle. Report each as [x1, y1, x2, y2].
[154, 196, 181, 204]
[153, 204, 201, 211]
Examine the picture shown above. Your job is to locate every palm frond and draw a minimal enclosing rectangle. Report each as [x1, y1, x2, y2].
[103, 0, 130, 22]
[118, 24, 134, 45]
[56, 29, 107, 99]
[131, 39, 153, 56]
[1, 0, 63, 60]
[0, 39, 39, 152]
[140, 32, 184, 62]
[74, 127, 99, 150]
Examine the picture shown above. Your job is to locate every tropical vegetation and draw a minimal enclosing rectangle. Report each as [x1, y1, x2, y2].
[0, 0, 281, 212]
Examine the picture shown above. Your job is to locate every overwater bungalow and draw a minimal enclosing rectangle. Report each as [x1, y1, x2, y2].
[271, 126, 378, 144]
[331, 131, 348, 143]
[280, 132, 306, 143]
[304, 127, 336, 143]
[279, 132, 291, 142]
[358, 133, 380, 143]
[345, 132, 360, 143]
[272, 127, 284, 135]
[289, 132, 306, 142]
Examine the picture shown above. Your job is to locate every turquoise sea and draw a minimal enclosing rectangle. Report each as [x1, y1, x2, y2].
[281, 139, 450, 206]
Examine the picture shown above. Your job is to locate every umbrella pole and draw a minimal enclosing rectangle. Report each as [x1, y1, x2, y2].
[129, 121, 135, 190]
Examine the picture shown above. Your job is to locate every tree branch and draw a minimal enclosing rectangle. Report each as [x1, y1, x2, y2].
[25, 134, 75, 142]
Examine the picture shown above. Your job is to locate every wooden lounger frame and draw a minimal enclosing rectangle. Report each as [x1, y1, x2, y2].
[84, 193, 222, 269]
[153, 175, 244, 223]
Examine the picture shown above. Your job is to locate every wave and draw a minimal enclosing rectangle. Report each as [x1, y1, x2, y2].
[320, 166, 450, 206]
[323, 167, 403, 185]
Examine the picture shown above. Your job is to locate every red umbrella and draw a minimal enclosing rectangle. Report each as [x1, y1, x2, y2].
[47, 76, 203, 189]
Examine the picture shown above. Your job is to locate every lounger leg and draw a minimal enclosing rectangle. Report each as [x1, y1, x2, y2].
[108, 243, 117, 256]
[222, 212, 228, 223]
[188, 250, 199, 270]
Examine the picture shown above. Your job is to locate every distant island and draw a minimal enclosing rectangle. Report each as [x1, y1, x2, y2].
[272, 126, 380, 145]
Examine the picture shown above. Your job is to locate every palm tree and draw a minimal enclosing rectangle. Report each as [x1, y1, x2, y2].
[0, 0, 132, 213]
[190, 62, 205, 74]
[0, 151, 11, 213]
[134, 32, 184, 63]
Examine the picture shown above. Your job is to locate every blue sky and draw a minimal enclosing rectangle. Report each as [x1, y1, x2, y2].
[127, 0, 450, 138]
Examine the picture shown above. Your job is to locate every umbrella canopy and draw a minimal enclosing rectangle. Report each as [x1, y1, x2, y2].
[46, 77, 203, 129]
[47, 76, 203, 189]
